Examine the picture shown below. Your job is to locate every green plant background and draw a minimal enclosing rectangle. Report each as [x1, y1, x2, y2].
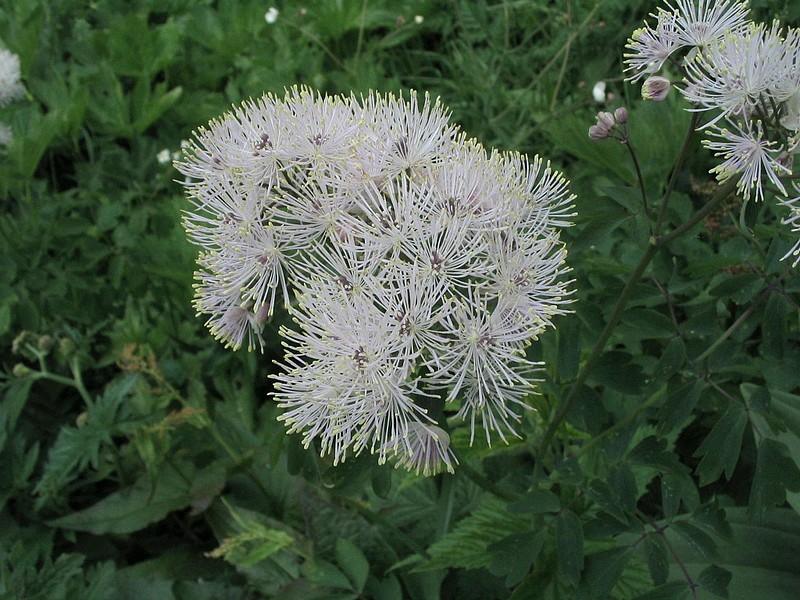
[2, 1, 800, 598]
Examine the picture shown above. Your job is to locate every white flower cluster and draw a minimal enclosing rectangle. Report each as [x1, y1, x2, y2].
[625, 1, 800, 263]
[177, 87, 574, 475]
[0, 47, 25, 149]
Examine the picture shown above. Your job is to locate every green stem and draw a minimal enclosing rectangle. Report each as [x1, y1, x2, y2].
[573, 386, 666, 460]
[692, 264, 792, 365]
[656, 179, 736, 247]
[435, 473, 456, 538]
[653, 112, 701, 237]
[454, 453, 518, 502]
[623, 138, 649, 216]
[538, 242, 658, 457]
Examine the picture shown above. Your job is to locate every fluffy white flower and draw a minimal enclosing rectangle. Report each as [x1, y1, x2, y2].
[624, 0, 749, 81]
[703, 121, 790, 201]
[179, 87, 574, 470]
[0, 48, 24, 107]
[682, 22, 800, 128]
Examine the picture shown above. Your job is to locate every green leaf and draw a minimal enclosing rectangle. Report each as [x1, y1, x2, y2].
[576, 546, 633, 599]
[698, 565, 731, 598]
[306, 559, 354, 591]
[669, 521, 718, 561]
[634, 581, 692, 600]
[621, 308, 675, 339]
[507, 489, 561, 515]
[708, 273, 762, 305]
[662, 508, 800, 599]
[489, 530, 546, 587]
[46, 462, 193, 535]
[657, 379, 703, 436]
[556, 510, 584, 587]
[587, 479, 628, 524]
[761, 293, 787, 358]
[693, 403, 747, 485]
[748, 438, 800, 522]
[419, 496, 528, 571]
[336, 538, 369, 593]
[644, 535, 669, 586]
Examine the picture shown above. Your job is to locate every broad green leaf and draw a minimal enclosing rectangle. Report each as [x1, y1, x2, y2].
[748, 438, 800, 522]
[621, 308, 675, 339]
[663, 508, 800, 599]
[657, 379, 703, 436]
[693, 403, 747, 485]
[587, 479, 628, 524]
[507, 489, 561, 515]
[305, 559, 355, 591]
[634, 581, 692, 599]
[698, 565, 731, 598]
[418, 496, 528, 571]
[556, 510, 584, 587]
[336, 538, 369, 593]
[489, 529, 546, 587]
[644, 535, 669, 586]
[761, 293, 787, 358]
[47, 462, 193, 535]
[670, 521, 718, 562]
[576, 546, 633, 599]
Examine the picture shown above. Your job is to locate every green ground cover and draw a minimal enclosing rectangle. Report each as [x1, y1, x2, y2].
[2, 1, 800, 598]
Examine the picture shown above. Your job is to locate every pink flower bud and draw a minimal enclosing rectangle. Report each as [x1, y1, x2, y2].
[642, 76, 671, 101]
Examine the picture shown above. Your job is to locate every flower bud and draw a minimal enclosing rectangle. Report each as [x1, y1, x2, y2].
[58, 337, 77, 358]
[596, 111, 615, 129]
[38, 335, 54, 353]
[12, 363, 31, 378]
[642, 76, 671, 101]
[588, 124, 609, 141]
[614, 107, 628, 124]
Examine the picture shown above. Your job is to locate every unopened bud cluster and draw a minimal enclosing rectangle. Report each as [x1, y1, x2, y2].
[588, 107, 629, 142]
[177, 87, 575, 474]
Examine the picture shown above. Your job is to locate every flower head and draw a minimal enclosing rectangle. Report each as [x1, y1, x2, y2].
[179, 87, 574, 472]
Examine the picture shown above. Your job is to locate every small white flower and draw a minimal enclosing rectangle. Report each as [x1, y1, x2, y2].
[265, 7, 279, 24]
[156, 149, 172, 164]
[624, 1, 749, 81]
[0, 48, 24, 107]
[414, 15, 424, 25]
[703, 121, 790, 201]
[592, 81, 607, 103]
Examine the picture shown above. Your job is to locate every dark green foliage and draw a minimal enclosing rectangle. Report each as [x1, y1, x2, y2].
[1, 0, 800, 598]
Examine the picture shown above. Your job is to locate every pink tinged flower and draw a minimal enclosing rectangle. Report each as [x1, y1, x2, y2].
[499, 153, 576, 233]
[642, 76, 672, 101]
[624, 10, 682, 81]
[391, 423, 457, 476]
[703, 122, 790, 201]
[485, 232, 573, 333]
